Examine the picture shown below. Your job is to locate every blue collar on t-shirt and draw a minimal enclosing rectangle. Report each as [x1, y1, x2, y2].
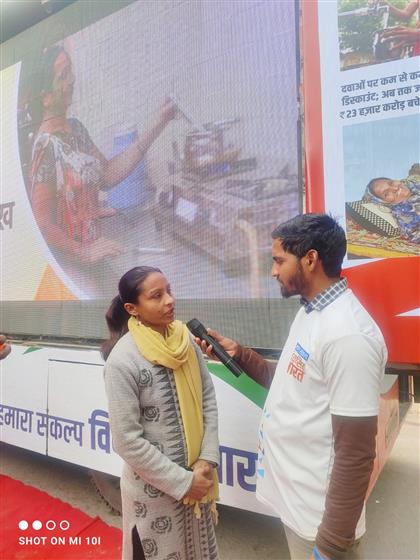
[300, 278, 348, 314]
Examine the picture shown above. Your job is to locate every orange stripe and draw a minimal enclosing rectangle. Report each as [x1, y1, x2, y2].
[301, 0, 325, 213]
[35, 265, 77, 301]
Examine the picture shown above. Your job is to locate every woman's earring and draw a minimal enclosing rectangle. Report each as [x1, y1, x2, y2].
[136, 315, 141, 326]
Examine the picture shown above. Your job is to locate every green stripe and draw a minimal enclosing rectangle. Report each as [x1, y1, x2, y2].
[23, 347, 42, 355]
[207, 362, 268, 409]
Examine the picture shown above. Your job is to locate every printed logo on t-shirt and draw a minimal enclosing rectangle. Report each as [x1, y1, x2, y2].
[286, 342, 309, 383]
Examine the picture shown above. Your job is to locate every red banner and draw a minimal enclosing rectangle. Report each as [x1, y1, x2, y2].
[301, 0, 420, 364]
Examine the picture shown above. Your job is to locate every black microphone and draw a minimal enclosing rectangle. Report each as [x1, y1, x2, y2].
[187, 319, 244, 377]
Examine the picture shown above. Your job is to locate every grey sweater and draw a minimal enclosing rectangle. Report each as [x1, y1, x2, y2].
[104, 332, 220, 501]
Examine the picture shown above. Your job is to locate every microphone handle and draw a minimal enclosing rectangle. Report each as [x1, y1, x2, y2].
[203, 333, 243, 378]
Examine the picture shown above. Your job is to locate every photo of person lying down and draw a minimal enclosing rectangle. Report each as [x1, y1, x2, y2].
[346, 164, 420, 258]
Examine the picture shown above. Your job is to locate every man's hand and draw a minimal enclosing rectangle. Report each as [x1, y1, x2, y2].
[0, 335, 11, 360]
[195, 328, 239, 361]
[184, 465, 214, 501]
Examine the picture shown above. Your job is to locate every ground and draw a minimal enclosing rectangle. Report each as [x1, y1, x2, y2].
[0, 405, 419, 560]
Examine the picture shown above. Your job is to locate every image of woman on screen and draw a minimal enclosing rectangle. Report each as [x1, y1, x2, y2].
[362, 170, 420, 244]
[22, 45, 176, 265]
[381, 0, 420, 56]
[102, 266, 220, 560]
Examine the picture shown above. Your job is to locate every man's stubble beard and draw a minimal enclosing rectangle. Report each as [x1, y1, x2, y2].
[279, 262, 307, 299]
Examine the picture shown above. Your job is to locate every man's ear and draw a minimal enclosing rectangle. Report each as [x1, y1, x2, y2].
[305, 249, 319, 272]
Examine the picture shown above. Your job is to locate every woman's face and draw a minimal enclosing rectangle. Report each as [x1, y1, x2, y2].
[372, 179, 411, 205]
[44, 51, 75, 114]
[129, 272, 175, 334]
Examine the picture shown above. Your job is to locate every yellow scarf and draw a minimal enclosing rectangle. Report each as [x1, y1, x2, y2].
[128, 317, 219, 521]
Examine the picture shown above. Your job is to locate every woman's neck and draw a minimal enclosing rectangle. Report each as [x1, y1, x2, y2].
[39, 112, 71, 134]
[141, 321, 167, 337]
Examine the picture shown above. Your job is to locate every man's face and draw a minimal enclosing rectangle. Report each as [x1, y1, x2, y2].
[44, 51, 75, 114]
[271, 238, 308, 298]
[372, 179, 411, 205]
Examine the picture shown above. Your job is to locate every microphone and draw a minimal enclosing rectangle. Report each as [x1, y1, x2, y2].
[187, 319, 244, 377]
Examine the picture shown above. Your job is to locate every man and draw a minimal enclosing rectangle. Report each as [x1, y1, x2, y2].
[0, 334, 11, 360]
[198, 214, 387, 560]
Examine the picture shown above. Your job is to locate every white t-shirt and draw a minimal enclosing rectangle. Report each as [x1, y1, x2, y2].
[256, 289, 387, 540]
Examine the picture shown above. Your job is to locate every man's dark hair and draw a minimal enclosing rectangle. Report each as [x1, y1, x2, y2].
[271, 214, 346, 277]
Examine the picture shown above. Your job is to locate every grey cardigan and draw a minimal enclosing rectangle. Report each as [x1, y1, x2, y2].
[104, 332, 220, 501]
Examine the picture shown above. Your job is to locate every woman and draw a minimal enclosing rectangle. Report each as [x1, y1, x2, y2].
[26, 45, 176, 264]
[0, 334, 11, 360]
[382, 0, 420, 57]
[102, 266, 220, 560]
[363, 175, 420, 244]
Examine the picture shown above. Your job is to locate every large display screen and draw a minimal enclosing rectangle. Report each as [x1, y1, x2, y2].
[1, 0, 301, 344]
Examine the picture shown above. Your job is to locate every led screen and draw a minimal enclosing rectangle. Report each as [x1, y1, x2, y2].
[1, 0, 301, 345]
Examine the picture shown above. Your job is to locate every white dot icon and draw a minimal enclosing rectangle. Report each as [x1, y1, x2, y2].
[18, 520, 28, 530]
[32, 520, 42, 531]
[60, 520, 70, 531]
